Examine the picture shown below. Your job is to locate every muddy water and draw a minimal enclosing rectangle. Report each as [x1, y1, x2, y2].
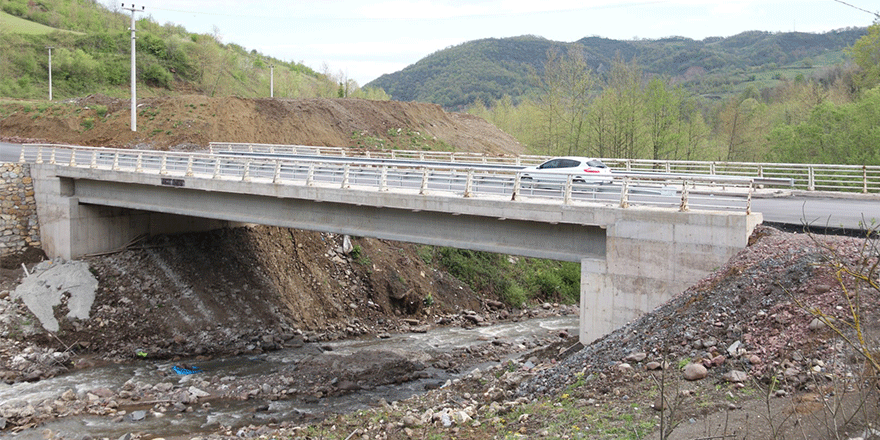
[0, 315, 578, 439]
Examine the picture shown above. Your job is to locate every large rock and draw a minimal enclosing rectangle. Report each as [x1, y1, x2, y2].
[682, 363, 708, 381]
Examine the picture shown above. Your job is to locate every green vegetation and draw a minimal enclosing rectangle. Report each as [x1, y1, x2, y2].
[0, 0, 387, 101]
[0, 10, 81, 35]
[428, 247, 580, 307]
[367, 30, 866, 110]
[467, 24, 880, 166]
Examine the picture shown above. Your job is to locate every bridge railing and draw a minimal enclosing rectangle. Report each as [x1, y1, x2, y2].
[21, 144, 757, 213]
[209, 142, 879, 194]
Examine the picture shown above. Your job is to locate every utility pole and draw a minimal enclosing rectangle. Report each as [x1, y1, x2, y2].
[270, 64, 275, 98]
[121, 3, 144, 132]
[46, 46, 53, 101]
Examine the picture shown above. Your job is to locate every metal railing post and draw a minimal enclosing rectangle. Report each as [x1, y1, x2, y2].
[679, 181, 689, 212]
[341, 163, 350, 189]
[90, 151, 97, 169]
[464, 168, 474, 198]
[49, 148, 56, 165]
[563, 175, 573, 205]
[241, 160, 251, 182]
[863, 166, 868, 193]
[212, 159, 221, 179]
[306, 163, 314, 186]
[68, 149, 76, 167]
[112, 153, 120, 171]
[273, 161, 282, 184]
[808, 167, 815, 191]
[185, 156, 194, 176]
[379, 166, 388, 191]
[419, 168, 429, 195]
[746, 181, 753, 215]
[619, 178, 630, 208]
[159, 155, 168, 175]
[511, 173, 521, 201]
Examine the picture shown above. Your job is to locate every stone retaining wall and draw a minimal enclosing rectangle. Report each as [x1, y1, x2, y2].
[1, 163, 40, 256]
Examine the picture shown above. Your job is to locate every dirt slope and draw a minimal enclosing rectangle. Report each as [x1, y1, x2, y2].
[0, 95, 524, 155]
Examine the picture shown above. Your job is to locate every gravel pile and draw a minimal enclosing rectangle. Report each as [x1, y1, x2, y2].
[521, 225, 879, 398]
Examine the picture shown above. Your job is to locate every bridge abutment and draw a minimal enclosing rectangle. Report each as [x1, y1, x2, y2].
[31, 168, 233, 259]
[580, 210, 761, 343]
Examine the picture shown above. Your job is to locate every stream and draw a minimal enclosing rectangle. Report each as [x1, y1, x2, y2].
[0, 315, 578, 439]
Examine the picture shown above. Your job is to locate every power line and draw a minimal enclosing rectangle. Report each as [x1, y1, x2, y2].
[832, 0, 880, 19]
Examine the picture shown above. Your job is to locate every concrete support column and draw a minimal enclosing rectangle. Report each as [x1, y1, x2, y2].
[579, 210, 761, 344]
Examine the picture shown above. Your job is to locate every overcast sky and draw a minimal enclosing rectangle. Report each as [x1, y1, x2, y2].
[129, 0, 877, 86]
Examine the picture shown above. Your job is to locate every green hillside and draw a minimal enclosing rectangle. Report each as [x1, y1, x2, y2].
[0, 0, 383, 101]
[0, 10, 81, 35]
[366, 29, 867, 109]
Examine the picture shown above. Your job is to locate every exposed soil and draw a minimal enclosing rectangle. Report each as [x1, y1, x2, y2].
[0, 95, 524, 156]
[0, 96, 878, 439]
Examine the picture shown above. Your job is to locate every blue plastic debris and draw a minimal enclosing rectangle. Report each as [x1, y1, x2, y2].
[172, 365, 202, 375]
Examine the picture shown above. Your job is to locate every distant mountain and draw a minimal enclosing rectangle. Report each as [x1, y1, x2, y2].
[366, 29, 867, 109]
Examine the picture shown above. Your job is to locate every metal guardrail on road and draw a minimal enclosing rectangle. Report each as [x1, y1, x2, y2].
[22, 144, 759, 214]
[210, 142, 878, 194]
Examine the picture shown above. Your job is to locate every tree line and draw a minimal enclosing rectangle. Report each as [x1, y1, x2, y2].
[469, 24, 880, 166]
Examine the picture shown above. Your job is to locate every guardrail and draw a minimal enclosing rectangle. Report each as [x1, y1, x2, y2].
[209, 142, 879, 194]
[21, 144, 758, 214]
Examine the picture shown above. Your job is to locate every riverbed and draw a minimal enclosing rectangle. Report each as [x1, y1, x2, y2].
[1, 314, 578, 439]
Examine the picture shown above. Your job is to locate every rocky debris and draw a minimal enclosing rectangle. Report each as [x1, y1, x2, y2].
[519, 226, 879, 401]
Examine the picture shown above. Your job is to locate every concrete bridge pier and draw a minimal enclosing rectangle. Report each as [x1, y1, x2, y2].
[580, 211, 762, 343]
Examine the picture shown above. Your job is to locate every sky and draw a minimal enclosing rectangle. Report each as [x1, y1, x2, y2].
[123, 0, 878, 86]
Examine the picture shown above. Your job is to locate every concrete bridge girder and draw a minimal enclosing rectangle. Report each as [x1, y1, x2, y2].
[30, 164, 761, 344]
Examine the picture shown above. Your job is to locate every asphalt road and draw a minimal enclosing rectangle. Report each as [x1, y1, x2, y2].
[0, 142, 20, 163]
[751, 196, 879, 232]
[3, 142, 876, 231]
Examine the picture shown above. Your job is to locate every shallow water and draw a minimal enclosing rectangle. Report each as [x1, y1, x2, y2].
[0, 315, 578, 439]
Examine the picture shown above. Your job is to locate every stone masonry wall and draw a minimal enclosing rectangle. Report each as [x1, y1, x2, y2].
[1, 163, 40, 256]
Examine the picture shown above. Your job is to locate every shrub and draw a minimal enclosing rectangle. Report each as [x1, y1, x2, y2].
[143, 64, 172, 88]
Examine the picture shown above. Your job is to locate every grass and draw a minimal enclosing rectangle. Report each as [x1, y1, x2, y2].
[0, 11, 82, 35]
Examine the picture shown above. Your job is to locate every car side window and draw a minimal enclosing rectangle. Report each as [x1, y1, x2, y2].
[539, 160, 559, 169]
[560, 159, 579, 168]
[586, 160, 607, 168]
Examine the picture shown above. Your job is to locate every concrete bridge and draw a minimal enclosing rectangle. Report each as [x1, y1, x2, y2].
[20, 144, 763, 344]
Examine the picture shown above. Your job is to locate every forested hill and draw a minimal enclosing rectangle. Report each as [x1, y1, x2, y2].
[366, 29, 867, 110]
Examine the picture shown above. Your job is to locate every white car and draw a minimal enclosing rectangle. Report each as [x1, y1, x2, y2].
[521, 157, 613, 184]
